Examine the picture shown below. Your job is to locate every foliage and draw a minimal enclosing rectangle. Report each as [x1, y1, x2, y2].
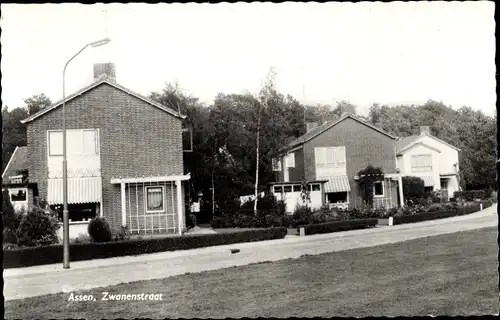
[301, 218, 378, 235]
[402, 176, 426, 205]
[15, 206, 61, 247]
[72, 233, 92, 244]
[357, 165, 384, 208]
[4, 228, 287, 269]
[454, 190, 488, 201]
[369, 100, 496, 190]
[292, 205, 314, 227]
[87, 217, 113, 243]
[2, 189, 21, 231]
[113, 226, 131, 241]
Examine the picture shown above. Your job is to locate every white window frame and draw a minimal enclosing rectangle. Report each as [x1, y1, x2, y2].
[411, 154, 432, 173]
[315, 147, 346, 170]
[272, 158, 282, 171]
[373, 181, 385, 198]
[144, 185, 166, 213]
[285, 153, 295, 168]
[47, 129, 100, 157]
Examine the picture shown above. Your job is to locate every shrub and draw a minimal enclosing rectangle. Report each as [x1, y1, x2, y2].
[292, 205, 313, 227]
[454, 190, 487, 201]
[210, 215, 230, 229]
[186, 213, 197, 229]
[301, 218, 378, 235]
[3, 227, 18, 245]
[4, 227, 288, 269]
[426, 203, 445, 212]
[72, 233, 92, 244]
[16, 206, 61, 247]
[113, 225, 131, 241]
[386, 207, 399, 217]
[2, 189, 21, 231]
[402, 176, 426, 204]
[87, 217, 112, 243]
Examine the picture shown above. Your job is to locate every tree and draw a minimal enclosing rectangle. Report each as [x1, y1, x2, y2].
[24, 93, 52, 115]
[402, 176, 426, 205]
[2, 106, 28, 172]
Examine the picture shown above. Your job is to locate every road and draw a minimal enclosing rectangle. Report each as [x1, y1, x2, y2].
[4, 205, 497, 301]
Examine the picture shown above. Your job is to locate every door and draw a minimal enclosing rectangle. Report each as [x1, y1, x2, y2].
[440, 179, 449, 201]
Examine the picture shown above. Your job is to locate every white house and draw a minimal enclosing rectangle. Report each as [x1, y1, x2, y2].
[395, 126, 460, 201]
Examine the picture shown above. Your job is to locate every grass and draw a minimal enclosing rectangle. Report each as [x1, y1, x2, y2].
[5, 227, 498, 318]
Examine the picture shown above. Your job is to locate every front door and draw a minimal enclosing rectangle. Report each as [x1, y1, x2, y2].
[440, 179, 449, 201]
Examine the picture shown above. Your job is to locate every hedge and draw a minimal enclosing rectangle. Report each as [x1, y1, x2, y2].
[453, 190, 488, 201]
[299, 218, 378, 236]
[392, 210, 458, 225]
[3, 227, 287, 269]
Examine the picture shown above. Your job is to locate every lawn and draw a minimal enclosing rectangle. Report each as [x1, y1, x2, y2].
[6, 227, 498, 318]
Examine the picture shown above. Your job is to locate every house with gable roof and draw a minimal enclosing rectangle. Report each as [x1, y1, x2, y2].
[270, 114, 403, 212]
[395, 126, 461, 201]
[19, 62, 190, 236]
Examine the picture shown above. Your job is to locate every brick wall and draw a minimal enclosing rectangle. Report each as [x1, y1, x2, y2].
[27, 83, 184, 231]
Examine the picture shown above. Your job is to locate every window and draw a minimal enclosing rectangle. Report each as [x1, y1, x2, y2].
[10, 189, 27, 202]
[293, 185, 301, 192]
[273, 186, 283, 193]
[48, 129, 99, 156]
[411, 155, 432, 173]
[310, 184, 321, 191]
[315, 147, 346, 169]
[284, 185, 292, 193]
[373, 181, 384, 197]
[327, 192, 348, 203]
[48, 131, 63, 156]
[285, 153, 295, 168]
[272, 158, 282, 171]
[145, 186, 165, 213]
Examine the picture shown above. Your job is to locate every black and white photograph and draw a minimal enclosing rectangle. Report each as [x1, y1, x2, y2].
[1, 2, 497, 318]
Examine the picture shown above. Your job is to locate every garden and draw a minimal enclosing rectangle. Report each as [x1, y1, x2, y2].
[2, 190, 286, 269]
[208, 174, 497, 236]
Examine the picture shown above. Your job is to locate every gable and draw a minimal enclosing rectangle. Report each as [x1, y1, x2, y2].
[397, 141, 441, 155]
[21, 78, 185, 124]
[287, 114, 397, 150]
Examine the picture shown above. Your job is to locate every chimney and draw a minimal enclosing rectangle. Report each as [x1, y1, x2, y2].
[93, 63, 116, 81]
[420, 126, 430, 135]
[306, 122, 318, 132]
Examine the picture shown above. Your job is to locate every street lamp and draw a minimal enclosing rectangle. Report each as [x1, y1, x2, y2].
[62, 37, 111, 269]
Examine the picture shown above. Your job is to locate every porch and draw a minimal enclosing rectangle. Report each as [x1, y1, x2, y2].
[110, 174, 190, 235]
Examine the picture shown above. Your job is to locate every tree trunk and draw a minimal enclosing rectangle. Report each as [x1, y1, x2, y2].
[211, 168, 215, 219]
[253, 109, 262, 216]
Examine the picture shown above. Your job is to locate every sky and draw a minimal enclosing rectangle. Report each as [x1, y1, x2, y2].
[0, 2, 496, 116]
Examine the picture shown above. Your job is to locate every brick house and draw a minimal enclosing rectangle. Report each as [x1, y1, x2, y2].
[270, 114, 403, 212]
[20, 63, 190, 236]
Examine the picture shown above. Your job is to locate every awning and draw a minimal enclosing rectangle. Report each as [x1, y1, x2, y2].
[48, 177, 102, 204]
[323, 175, 351, 193]
[420, 176, 435, 187]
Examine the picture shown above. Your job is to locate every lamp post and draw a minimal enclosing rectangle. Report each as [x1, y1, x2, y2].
[62, 37, 111, 269]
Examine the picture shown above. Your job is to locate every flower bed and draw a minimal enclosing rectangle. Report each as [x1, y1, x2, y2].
[3, 227, 287, 269]
[299, 218, 378, 236]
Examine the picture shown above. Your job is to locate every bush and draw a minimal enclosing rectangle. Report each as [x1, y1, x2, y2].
[72, 233, 92, 244]
[402, 176, 426, 204]
[3, 227, 18, 245]
[292, 205, 314, 227]
[454, 190, 487, 201]
[301, 218, 378, 235]
[2, 189, 21, 231]
[88, 217, 112, 243]
[3, 227, 287, 269]
[16, 206, 61, 247]
[392, 209, 457, 225]
[426, 203, 445, 212]
[113, 225, 131, 241]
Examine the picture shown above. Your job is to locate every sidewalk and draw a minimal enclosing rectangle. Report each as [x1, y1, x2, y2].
[4, 204, 497, 301]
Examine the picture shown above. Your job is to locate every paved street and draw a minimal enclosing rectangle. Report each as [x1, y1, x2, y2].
[4, 205, 497, 301]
